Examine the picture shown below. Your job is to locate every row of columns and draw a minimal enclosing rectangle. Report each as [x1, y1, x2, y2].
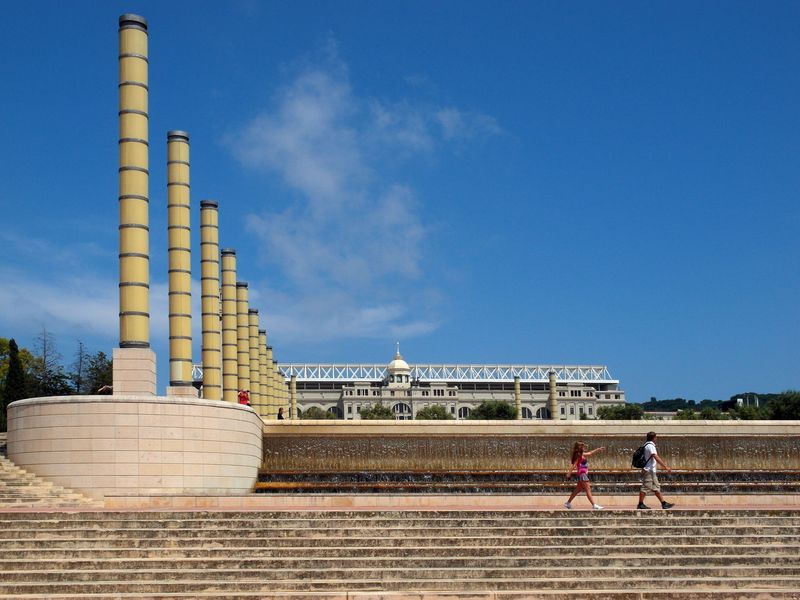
[116, 14, 290, 416]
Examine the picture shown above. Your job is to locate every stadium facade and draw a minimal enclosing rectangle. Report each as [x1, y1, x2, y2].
[274, 348, 626, 420]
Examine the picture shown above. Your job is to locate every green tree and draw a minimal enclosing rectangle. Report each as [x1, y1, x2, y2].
[415, 405, 454, 420]
[2, 339, 27, 431]
[360, 402, 395, 420]
[84, 351, 113, 394]
[767, 391, 800, 420]
[596, 404, 644, 420]
[729, 404, 766, 420]
[299, 406, 336, 420]
[469, 400, 517, 420]
[0, 337, 36, 386]
[674, 408, 698, 420]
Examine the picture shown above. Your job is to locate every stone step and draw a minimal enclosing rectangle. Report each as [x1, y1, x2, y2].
[3, 507, 800, 519]
[0, 523, 795, 539]
[3, 567, 800, 587]
[1, 592, 799, 600]
[2, 574, 800, 594]
[2, 553, 799, 572]
[4, 513, 800, 528]
[3, 533, 798, 550]
[1, 543, 797, 560]
[0, 455, 101, 508]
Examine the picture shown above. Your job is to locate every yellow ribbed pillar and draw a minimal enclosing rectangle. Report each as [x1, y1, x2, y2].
[248, 309, 261, 412]
[258, 330, 268, 419]
[118, 14, 150, 349]
[514, 376, 522, 420]
[200, 200, 222, 400]
[236, 282, 251, 399]
[220, 249, 239, 402]
[290, 375, 297, 419]
[548, 369, 559, 420]
[166, 131, 194, 393]
[265, 346, 274, 418]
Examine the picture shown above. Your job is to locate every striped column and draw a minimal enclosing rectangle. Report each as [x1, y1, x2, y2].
[200, 200, 222, 400]
[514, 376, 522, 420]
[166, 131, 193, 391]
[290, 375, 297, 419]
[265, 346, 274, 418]
[118, 14, 150, 349]
[248, 309, 261, 411]
[258, 330, 268, 419]
[548, 370, 558, 420]
[220, 249, 238, 402]
[236, 282, 251, 398]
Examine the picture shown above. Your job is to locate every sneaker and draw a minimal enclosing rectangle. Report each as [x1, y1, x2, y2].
[637, 503, 651, 510]
[564, 502, 572, 510]
[592, 504, 604, 510]
[661, 501, 674, 509]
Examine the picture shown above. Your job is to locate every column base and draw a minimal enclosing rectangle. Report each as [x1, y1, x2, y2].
[112, 347, 157, 396]
[167, 385, 199, 398]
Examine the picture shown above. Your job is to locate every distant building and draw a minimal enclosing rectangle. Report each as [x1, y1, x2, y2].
[278, 348, 626, 420]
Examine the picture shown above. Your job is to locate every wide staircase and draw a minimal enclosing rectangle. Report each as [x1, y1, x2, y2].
[0, 434, 101, 509]
[0, 509, 799, 598]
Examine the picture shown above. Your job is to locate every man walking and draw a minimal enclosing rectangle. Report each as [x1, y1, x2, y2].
[637, 431, 675, 510]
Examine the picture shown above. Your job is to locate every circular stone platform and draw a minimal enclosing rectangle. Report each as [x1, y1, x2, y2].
[6, 395, 263, 500]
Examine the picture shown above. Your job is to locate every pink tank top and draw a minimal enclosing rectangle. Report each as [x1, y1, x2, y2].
[577, 457, 588, 475]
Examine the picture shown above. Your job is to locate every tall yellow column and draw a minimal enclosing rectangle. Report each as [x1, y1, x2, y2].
[548, 369, 559, 420]
[258, 330, 268, 419]
[248, 309, 261, 412]
[514, 376, 522, 420]
[220, 249, 239, 402]
[200, 200, 222, 400]
[290, 375, 297, 419]
[114, 14, 156, 395]
[236, 282, 251, 399]
[166, 131, 195, 396]
[265, 346, 274, 418]
[118, 14, 150, 349]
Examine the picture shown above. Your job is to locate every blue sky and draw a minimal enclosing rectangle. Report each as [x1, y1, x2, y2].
[0, 2, 797, 402]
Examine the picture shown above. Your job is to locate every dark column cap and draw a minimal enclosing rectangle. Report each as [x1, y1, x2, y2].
[119, 14, 147, 31]
[167, 130, 189, 141]
[200, 199, 219, 208]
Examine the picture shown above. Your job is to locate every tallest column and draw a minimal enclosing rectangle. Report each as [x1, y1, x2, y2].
[114, 14, 156, 395]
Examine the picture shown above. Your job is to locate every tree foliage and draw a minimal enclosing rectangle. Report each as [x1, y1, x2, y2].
[359, 402, 395, 420]
[415, 404, 454, 420]
[766, 391, 800, 420]
[469, 400, 517, 420]
[596, 404, 644, 420]
[1, 339, 27, 431]
[298, 406, 336, 420]
[84, 351, 113, 394]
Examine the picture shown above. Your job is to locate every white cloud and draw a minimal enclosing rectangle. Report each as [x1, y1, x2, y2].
[231, 42, 499, 342]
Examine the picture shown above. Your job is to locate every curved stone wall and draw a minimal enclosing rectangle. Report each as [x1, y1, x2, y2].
[262, 420, 800, 472]
[7, 396, 263, 500]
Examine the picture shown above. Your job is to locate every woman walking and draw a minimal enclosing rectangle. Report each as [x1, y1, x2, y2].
[564, 441, 605, 510]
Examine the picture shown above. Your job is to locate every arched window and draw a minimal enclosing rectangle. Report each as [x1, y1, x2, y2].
[521, 406, 533, 419]
[458, 406, 471, 419]
[536, 407, 551, 419]
[327, 406, 342, 419]
[393, 402, 412, 420]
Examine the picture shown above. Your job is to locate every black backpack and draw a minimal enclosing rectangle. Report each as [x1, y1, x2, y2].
[631, 444, 648, 468]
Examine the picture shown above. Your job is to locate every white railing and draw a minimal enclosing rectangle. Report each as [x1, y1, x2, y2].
[227, 363, 618, 384]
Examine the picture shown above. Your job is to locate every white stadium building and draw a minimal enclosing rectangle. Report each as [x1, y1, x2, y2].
[276, 349, 626, 420]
